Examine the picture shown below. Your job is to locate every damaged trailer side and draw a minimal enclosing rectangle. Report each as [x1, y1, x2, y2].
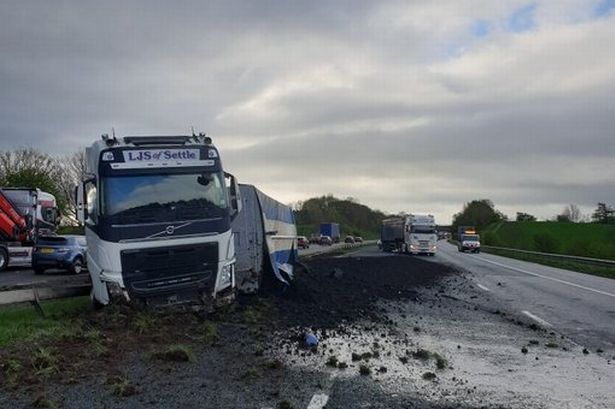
[232, 184, 298, 293]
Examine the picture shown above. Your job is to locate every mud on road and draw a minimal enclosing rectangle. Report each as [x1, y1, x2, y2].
[1, 253, 613, 409]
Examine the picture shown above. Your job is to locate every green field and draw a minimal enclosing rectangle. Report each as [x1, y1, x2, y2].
[482, 221, 615, 260]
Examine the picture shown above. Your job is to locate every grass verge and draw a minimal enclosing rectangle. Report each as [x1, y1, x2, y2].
[482, 248, 615, 279]
[0, 297, 90, 347]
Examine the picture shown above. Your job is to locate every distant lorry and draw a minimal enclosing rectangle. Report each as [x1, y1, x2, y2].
[76, 134, 242, 308]
[0, 187, 59, 271]
[457, 226, 480, 253]
[380, 217, 405, 252]
[320, 223, 340, 243]
[405, 214, 437, 256]
[231, 184, 297, 293]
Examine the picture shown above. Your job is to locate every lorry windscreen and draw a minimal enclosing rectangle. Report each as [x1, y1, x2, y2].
[462, 234, 479, 241]
[101, 172, 229, 221]
[411, 226, 435, 234]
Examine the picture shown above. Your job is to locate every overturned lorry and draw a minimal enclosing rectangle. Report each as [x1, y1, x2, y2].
[232, 184, 298, 293]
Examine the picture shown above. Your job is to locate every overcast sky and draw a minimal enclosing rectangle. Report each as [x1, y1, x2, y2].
[1, 0, 614, 223]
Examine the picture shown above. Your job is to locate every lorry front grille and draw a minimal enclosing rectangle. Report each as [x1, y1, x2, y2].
[120, 243, 218, 299]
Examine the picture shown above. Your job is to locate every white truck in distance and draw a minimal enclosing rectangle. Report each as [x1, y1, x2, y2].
[76, 134, 242, 308]
[405, 214, 437, 256]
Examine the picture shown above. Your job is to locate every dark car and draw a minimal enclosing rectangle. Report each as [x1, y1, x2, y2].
[344, 235, 355, 244]
[297, 236, 310, 249]
[309, 235, 321, 244]
[32, 235, 87, 275]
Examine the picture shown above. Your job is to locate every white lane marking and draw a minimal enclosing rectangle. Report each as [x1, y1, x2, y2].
[522, 310, 553, 327]
[476, 283, 490, 292]
[469, 255, 615, 299]
[307, 393, 329, 409]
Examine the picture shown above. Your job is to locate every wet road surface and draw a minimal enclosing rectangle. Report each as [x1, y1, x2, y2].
[430, 241, 615, 352]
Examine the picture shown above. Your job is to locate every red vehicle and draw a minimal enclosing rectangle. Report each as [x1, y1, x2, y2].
[297, 236, 310, 249]
[0, 187, 58, 271]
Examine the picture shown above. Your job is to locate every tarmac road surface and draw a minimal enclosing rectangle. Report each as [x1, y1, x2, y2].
[427, 241, 615, 352]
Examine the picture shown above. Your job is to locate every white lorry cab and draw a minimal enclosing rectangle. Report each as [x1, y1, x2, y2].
[405, 214, 437, 256]
[76, 134, 242, 308]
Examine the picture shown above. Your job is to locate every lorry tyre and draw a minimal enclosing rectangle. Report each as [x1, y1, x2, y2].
[0, 248, 9, 271]
[91, 293, 105, 310]
[70, 257, 84, 274]
[0, 248, 8, 271]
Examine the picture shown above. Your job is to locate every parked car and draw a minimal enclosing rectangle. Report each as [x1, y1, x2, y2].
[344, 235, 355, 244]
[354, 236, 363, 243]
[319, 235, 333, 246]
[32, 235, 87, 275]
[297, 236, 310, 249]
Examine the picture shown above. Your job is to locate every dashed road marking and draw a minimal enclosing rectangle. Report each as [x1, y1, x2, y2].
[469, 255, 615, 299]
[522, 310, 553, 327]
[476, 283, 490, 292]
[307, 393, 329, 409]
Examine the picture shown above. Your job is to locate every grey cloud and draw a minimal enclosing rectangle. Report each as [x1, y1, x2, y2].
[1, 1, 614, 222]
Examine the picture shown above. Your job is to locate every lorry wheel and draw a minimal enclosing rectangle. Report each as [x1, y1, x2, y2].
[0, 248, 8, 272]
[91, 293, 105, 310]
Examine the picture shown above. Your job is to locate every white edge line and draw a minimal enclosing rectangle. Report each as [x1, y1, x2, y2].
[476, 283, 490, 292]
[307, 393, 329, 409]
[522, 310, 553, 327]
[469, 255, 615, 299]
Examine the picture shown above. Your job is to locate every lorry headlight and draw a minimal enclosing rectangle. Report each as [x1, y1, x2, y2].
[220, 263, 234, 288]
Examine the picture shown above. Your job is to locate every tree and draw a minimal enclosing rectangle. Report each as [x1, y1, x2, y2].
[561, 204, 581, 223]
[516, 212, 536, 222]
[556, 214, 571, 223]
[452, 199, 506, 237]
[57, 151, 87, 225]
[0, 148, 67, 218]
[592, 202, 615, 224]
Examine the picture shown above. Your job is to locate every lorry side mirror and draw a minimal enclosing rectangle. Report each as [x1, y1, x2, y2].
[224, 172, 242, 220]
[75, 182, 88, 224]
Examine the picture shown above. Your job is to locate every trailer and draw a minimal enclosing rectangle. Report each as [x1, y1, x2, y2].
[320, 223, 340, 243]
[232, 184, 297, 293]
[0, 187, 59, 271]
[380, 217, 405, 252]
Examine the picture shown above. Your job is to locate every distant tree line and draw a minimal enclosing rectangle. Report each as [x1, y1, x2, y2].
[592, 202, 615, 224]
[293, 195, 387, 239]
[451, 199, 506, 237]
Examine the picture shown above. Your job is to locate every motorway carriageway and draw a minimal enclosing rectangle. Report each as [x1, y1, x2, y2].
[432, 241, 615, 352]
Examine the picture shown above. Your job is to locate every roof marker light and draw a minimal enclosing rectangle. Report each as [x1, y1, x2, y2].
[102, 152, 115, 161]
